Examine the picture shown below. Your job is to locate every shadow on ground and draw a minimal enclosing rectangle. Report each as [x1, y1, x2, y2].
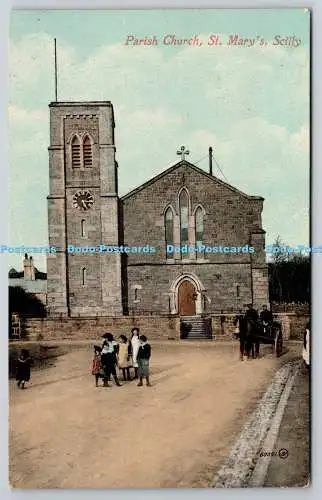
[8, 344, 72, 378]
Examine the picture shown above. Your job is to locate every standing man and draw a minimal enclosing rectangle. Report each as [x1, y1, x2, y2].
[234, 309, 247, 361]
[220, 310, 226, 335]
[244, 304, 259, 359]
[259, 304, 273, 334]
[245, 303, 259, 322]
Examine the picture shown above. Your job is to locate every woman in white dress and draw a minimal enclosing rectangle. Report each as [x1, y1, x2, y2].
[131, 328, 140, 379]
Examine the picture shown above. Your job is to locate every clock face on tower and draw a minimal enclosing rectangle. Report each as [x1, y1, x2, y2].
[72, 190, 94, 211]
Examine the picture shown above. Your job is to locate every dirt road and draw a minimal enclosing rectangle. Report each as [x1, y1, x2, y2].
[9, 341, 300, 488]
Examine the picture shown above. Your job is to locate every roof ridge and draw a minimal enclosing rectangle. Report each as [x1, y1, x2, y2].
[121, 160, 263, 201]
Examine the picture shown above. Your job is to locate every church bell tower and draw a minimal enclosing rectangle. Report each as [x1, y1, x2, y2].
[47, 101, 122, 317]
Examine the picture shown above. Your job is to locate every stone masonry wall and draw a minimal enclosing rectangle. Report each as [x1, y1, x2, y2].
[271, 302, 310, 314]
[252, 267, 269, 310]
[126, 263, 252, 314]
[122, 163, 267, 313]
[47, 102, 122, 317]
[215, 312, 308, 341]
[25, 316, 181, 341]
[122, 163, 263, 267]
[23, 312, 306, 342]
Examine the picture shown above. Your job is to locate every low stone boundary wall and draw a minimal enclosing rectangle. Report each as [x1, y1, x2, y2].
[212, 313, 309, 341]
[271, 302, 310, 314]
[288, 313, 310, 340]
[24, 316, 181, 341]
[23, 312, 308, 342]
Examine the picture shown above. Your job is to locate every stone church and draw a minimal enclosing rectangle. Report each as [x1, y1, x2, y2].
[47, 101, 269, 320]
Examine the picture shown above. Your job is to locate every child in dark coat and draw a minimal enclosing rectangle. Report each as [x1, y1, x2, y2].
[100, 334, 122, 387]
[137, 335, 151, 387]
[16, 349, 31, 389]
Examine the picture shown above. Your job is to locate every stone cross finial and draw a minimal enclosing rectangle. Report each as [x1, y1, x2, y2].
[177, 145, 190, 161]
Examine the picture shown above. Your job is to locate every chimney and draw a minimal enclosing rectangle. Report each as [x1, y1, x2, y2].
[23, 253, 29, 279]
[209, 147, 213, 176]
[23, 254, 35, 281]
[30, 256, 35, 281]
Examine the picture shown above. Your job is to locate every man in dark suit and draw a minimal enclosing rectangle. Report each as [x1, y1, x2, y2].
[244, 304, 260, 359]
[234, 309, 247, 361]
[260, 305, 274, 335]
[245, 303, 259, 322]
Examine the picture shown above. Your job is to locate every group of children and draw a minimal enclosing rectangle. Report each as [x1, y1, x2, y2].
[13, 329, 151, 391]
[92, 328, 152, 387]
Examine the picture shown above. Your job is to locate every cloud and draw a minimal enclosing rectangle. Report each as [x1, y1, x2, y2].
[8, 105, 47, 124]
[8, 31, 310, 269]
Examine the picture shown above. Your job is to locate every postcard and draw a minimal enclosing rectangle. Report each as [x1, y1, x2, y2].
[8, 9, 310, 488]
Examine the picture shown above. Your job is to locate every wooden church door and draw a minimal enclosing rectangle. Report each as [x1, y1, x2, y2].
[178, 280, 196, 316]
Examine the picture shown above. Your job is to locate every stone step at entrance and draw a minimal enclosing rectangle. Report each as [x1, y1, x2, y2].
[180, 316, 212, 340]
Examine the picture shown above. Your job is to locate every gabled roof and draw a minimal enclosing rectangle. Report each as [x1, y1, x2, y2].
[35, 268, 47, 280]
[8, 269, 23, 278]
[121, 160, 263, 201]
[8, 268, 47, 279]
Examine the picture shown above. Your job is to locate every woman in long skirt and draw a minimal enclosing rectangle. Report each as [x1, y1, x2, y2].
[131, 328, 140, 379]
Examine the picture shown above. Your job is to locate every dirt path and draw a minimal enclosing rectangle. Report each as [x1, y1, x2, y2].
[9, 342, 300, 488]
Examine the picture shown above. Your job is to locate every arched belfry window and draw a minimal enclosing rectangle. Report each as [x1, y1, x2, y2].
[179, 189, 189, 247]
[81, 268, 87, 286]
[83, 135, 93, 167]
[71, 136, 81, 168]
[195, 207, 204, 254]
[165, 207, 174, 258]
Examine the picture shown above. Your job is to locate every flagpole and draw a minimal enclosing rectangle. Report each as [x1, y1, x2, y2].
[54, 38, 58, 102]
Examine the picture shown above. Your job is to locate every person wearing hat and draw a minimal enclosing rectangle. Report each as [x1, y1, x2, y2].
[244, 303, 258, 322]
[244, 304, 260, 359]
[259, 304, 273, 335]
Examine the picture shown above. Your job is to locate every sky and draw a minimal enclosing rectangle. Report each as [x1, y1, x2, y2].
[8, 9, 310, 271]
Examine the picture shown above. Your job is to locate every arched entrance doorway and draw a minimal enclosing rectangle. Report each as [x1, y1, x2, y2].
[178, 280, 196, 316]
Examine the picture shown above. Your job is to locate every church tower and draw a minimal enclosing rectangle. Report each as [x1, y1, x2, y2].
[47, 102, 122, 317]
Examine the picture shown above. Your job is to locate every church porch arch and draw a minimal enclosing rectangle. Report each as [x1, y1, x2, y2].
[169, 273, 206, 316]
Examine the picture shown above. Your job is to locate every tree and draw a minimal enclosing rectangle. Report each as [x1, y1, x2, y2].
[268, 240, 310, 303]
[270, 236, 287, 301]
[271, 235, 289, 265]
[9, 286, 46, 339]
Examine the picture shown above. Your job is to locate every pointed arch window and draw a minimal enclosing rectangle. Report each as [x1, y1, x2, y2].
[71, 136, 81, 168]
[81, 268, 87, 286]
[165, 207, 174, 258]
[179, 190, 189, 247]
[195, 207, 204, 255]
[83, 135, 93, 167]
